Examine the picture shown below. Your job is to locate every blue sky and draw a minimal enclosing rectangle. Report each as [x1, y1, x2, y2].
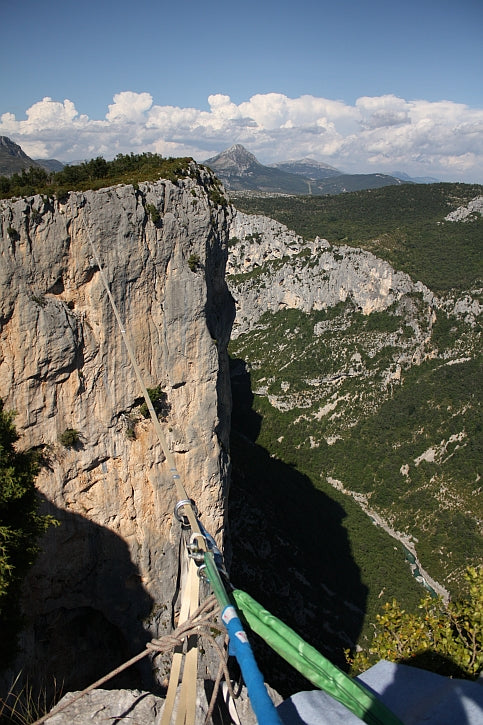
[1, 0, 482, 181]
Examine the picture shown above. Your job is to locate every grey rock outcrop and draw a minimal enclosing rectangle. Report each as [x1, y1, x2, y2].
[0, 170, 234, 692]
[46, 682, 275, 724]
[48, 689, 165, 724]
[228, 210, 434, 340]
[444, 195, 483, 222]
[228, 211, 311, 271]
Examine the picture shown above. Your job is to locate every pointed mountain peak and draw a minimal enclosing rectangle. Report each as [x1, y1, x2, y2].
[204, 145, 261, 173]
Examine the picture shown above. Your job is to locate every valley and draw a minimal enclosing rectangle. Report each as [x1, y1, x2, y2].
[226, 183, 482, 675]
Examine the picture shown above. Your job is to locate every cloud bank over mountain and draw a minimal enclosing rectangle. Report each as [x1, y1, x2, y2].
[1, 92, 482, 182]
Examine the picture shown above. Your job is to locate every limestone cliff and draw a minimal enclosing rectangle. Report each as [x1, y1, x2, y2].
[228, 209, 435, 341]
[0, 170, 234, 690]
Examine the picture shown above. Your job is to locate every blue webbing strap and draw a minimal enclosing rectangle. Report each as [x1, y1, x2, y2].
[221, 603, 284, 725]
[202, 551, 283, 725]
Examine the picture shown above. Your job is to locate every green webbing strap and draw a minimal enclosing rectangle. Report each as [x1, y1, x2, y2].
[232, 589, 403, 725]
[204, 554, 284, 725]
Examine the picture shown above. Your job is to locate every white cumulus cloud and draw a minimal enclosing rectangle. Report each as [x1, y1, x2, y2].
[1, 92, 482, 182]
[106, 91, 153, 122]
[357, 94, 410, 128]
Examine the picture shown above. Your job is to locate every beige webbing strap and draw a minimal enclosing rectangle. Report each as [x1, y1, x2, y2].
[161, 547, 191, 725]
[175, 557, 200, 725]
[161, 548, 200, 725]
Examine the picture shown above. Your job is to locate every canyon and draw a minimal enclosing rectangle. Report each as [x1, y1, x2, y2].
[0, 170, 481, 718]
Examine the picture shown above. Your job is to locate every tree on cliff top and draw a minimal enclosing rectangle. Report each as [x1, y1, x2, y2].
[0, 400, 54, 665]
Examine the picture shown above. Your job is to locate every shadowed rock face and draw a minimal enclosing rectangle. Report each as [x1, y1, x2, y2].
[0, 135, 42, 176]
[0, 171, 234, 691]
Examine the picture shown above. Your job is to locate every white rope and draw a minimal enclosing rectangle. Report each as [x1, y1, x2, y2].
[79, 204, 203, 536]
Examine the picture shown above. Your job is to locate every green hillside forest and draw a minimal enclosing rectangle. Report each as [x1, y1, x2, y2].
[231, 183, 483, 292]
[227, 183, 482, 686]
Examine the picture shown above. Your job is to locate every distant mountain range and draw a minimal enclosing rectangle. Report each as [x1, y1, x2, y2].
[36, 158, 65, 173]
[204, 144, 421, 195]
[1, 136, 437, 196]
[0, 136, 63, 176]
[204, 144, 311, 194]
[391, 170, 440, 184]
[269, 157, 342, 180]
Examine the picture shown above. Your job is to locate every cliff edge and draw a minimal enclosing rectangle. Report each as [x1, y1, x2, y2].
[0, 169, 234, 691]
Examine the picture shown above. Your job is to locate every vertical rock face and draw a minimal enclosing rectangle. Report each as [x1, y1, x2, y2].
[0, 171, 234, 690]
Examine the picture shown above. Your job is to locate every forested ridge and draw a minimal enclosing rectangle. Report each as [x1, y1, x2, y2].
[0, 153, 226, 206]
[231, 183, 483, 292]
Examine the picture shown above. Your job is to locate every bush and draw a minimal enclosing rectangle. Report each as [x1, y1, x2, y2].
[6, 227, 19, 242]
[30, 208, 43, 225]
[145, 203, 161, 226]
[123, 413, 137, 440]
[208, 186, 227, 207]
[347, 566, 483, 679]
[58, 428, 80, 448]
[188, 253, 200, 272]
[139, 387, 171, 421]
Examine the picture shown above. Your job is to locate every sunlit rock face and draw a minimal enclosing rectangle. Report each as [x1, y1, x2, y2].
[0, 171, 234, 691]
[228, 209, 434, 339]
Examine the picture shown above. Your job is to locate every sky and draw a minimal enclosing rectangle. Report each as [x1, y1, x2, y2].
[1, 0, 482, 182]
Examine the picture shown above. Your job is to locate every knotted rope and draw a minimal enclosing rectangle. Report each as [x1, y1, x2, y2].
[31, 595, 228, 725]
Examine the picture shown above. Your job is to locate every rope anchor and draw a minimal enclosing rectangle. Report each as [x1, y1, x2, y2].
[188, 532, 207, 564]
[174, 498, 199, 527]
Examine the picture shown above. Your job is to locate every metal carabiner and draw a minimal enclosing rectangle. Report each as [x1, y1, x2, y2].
[196, 563, 207, 579]
[189, 531, 206, 549]
[187, 532, 206, 563]
[174, 498, 198, 528]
